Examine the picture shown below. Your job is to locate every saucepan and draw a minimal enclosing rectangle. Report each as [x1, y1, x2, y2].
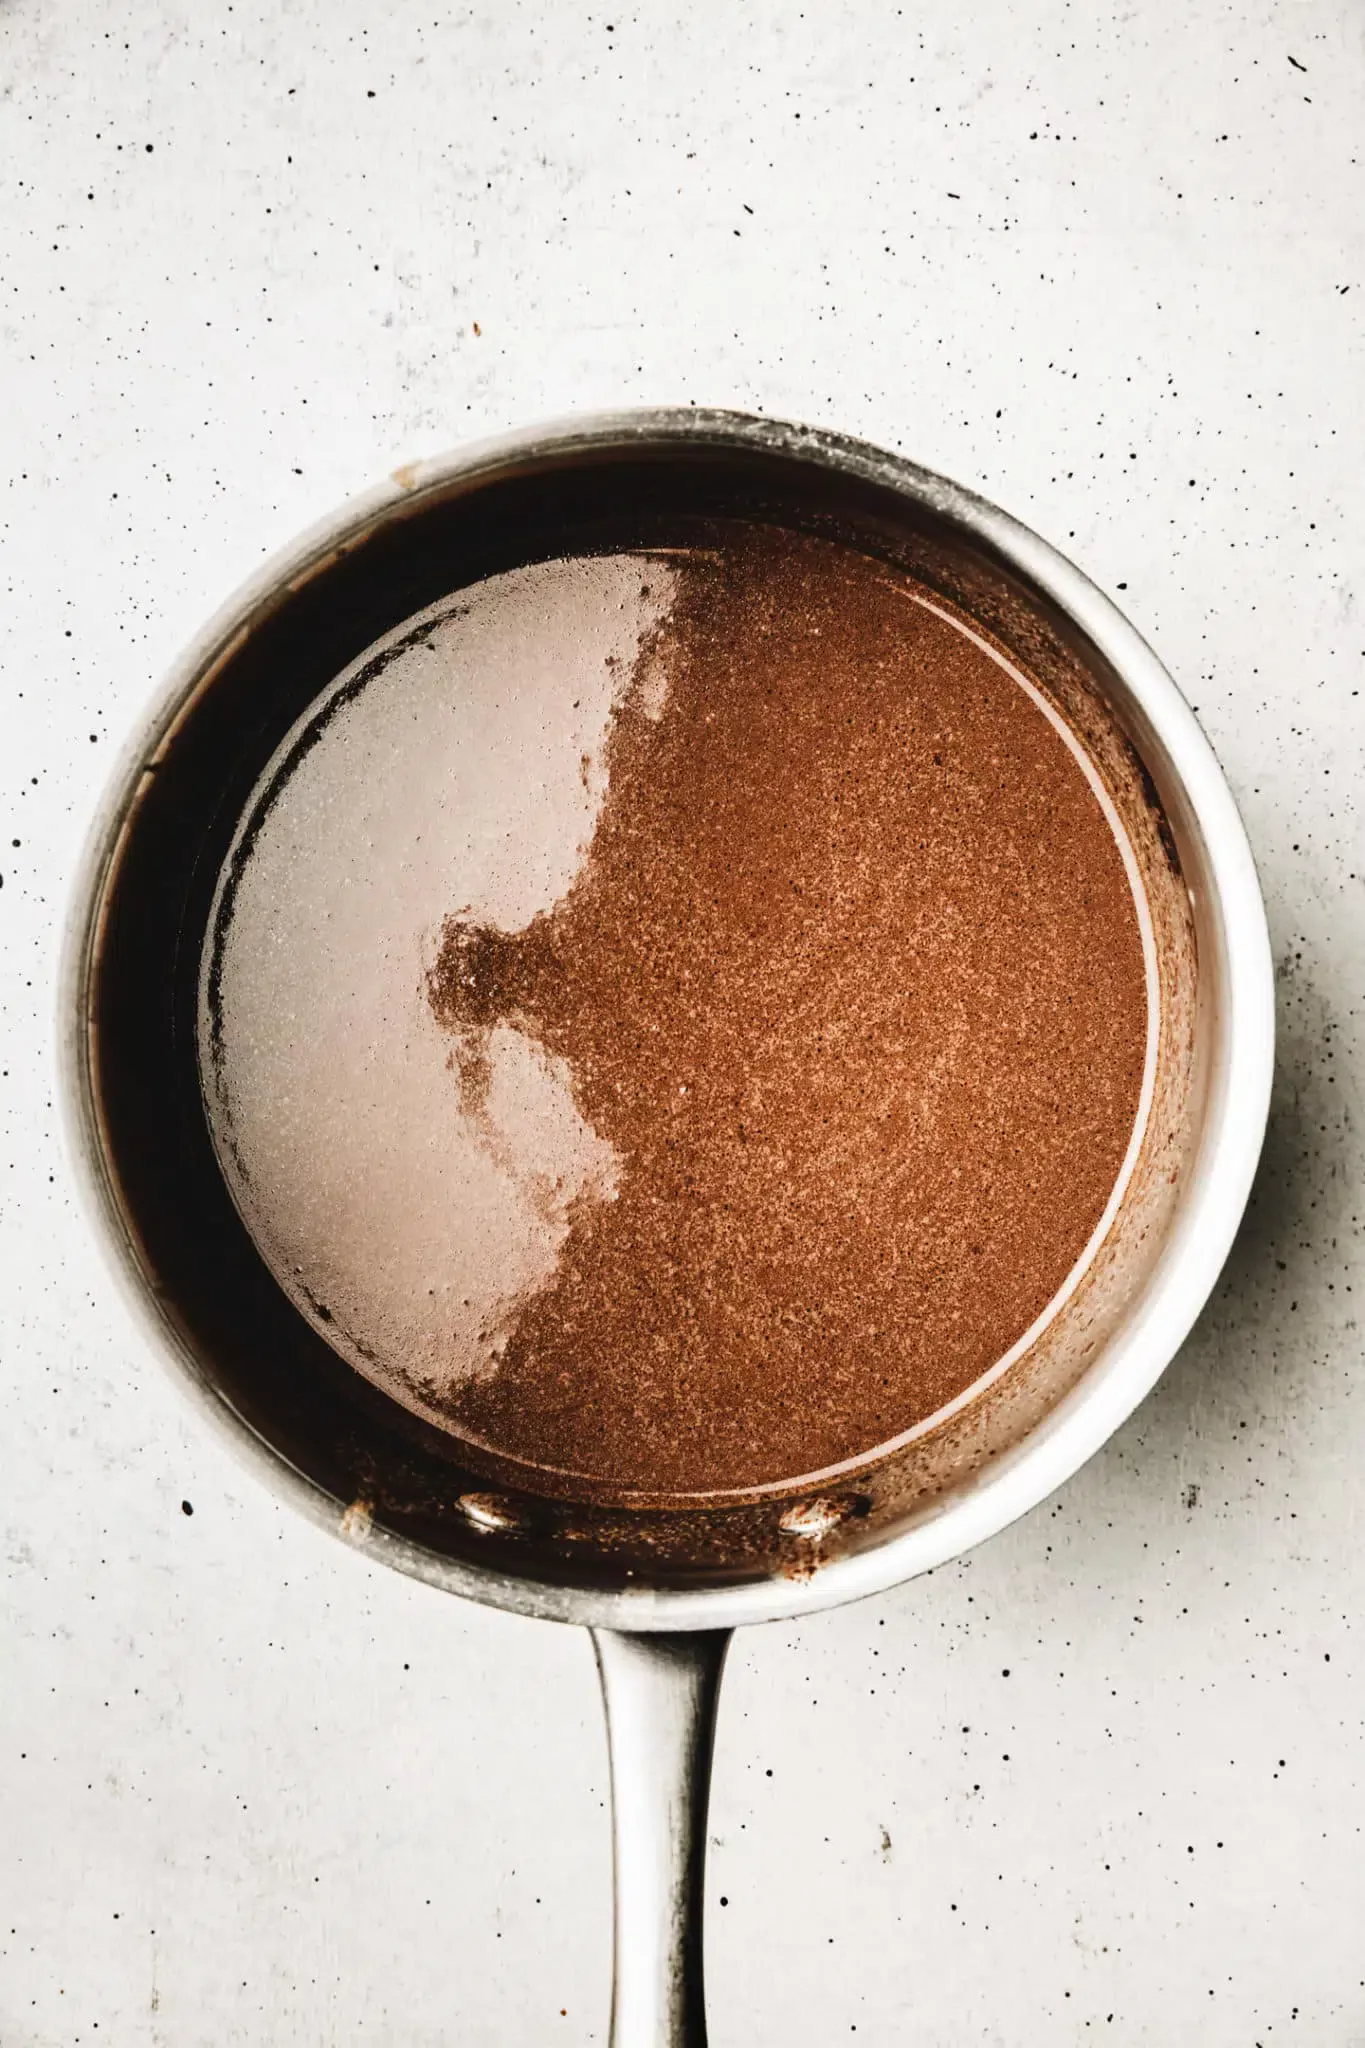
[59, 410, 1274, 2043]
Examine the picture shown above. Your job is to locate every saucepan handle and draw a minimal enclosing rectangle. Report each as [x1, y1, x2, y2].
[591, 1627, 732, 2048]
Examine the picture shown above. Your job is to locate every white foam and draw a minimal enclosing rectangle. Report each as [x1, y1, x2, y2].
[198, 554, 675, 1407]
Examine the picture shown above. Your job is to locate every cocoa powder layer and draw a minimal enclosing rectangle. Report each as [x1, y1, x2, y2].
[427, 528, 1149, 1498]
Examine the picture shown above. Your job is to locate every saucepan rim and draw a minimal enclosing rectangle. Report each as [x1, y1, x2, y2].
[58, 406, 1276, 1631]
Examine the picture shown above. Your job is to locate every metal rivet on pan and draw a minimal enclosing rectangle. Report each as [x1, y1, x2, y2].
[458, 1492, 520, 1533]
[778, 1498, 847, 1540]
[340, 1498, 373, 1540]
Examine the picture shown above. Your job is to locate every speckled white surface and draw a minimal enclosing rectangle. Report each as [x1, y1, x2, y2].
[2, 3, 1362, 2042]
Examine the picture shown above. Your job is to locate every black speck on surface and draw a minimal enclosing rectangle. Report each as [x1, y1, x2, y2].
[180, 1500, 193, 1516]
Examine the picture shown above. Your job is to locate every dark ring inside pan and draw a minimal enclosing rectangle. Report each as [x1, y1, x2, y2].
[83, 429, 1194, 1594]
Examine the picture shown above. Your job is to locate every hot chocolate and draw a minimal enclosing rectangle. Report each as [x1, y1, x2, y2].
[200, 526, 1152, 1503]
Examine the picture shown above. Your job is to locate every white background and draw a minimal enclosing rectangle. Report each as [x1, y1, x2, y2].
[2, 2, 1362, 2041]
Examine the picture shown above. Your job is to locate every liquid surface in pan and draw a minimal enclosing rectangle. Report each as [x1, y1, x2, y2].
[199, 525, 1153, 1503]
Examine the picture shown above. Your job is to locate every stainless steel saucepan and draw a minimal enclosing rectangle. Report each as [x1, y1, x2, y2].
[61, 410, 1274, 2043]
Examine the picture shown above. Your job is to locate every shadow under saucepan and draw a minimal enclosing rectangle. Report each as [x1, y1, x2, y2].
[1130, 928, 1355, 1471]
